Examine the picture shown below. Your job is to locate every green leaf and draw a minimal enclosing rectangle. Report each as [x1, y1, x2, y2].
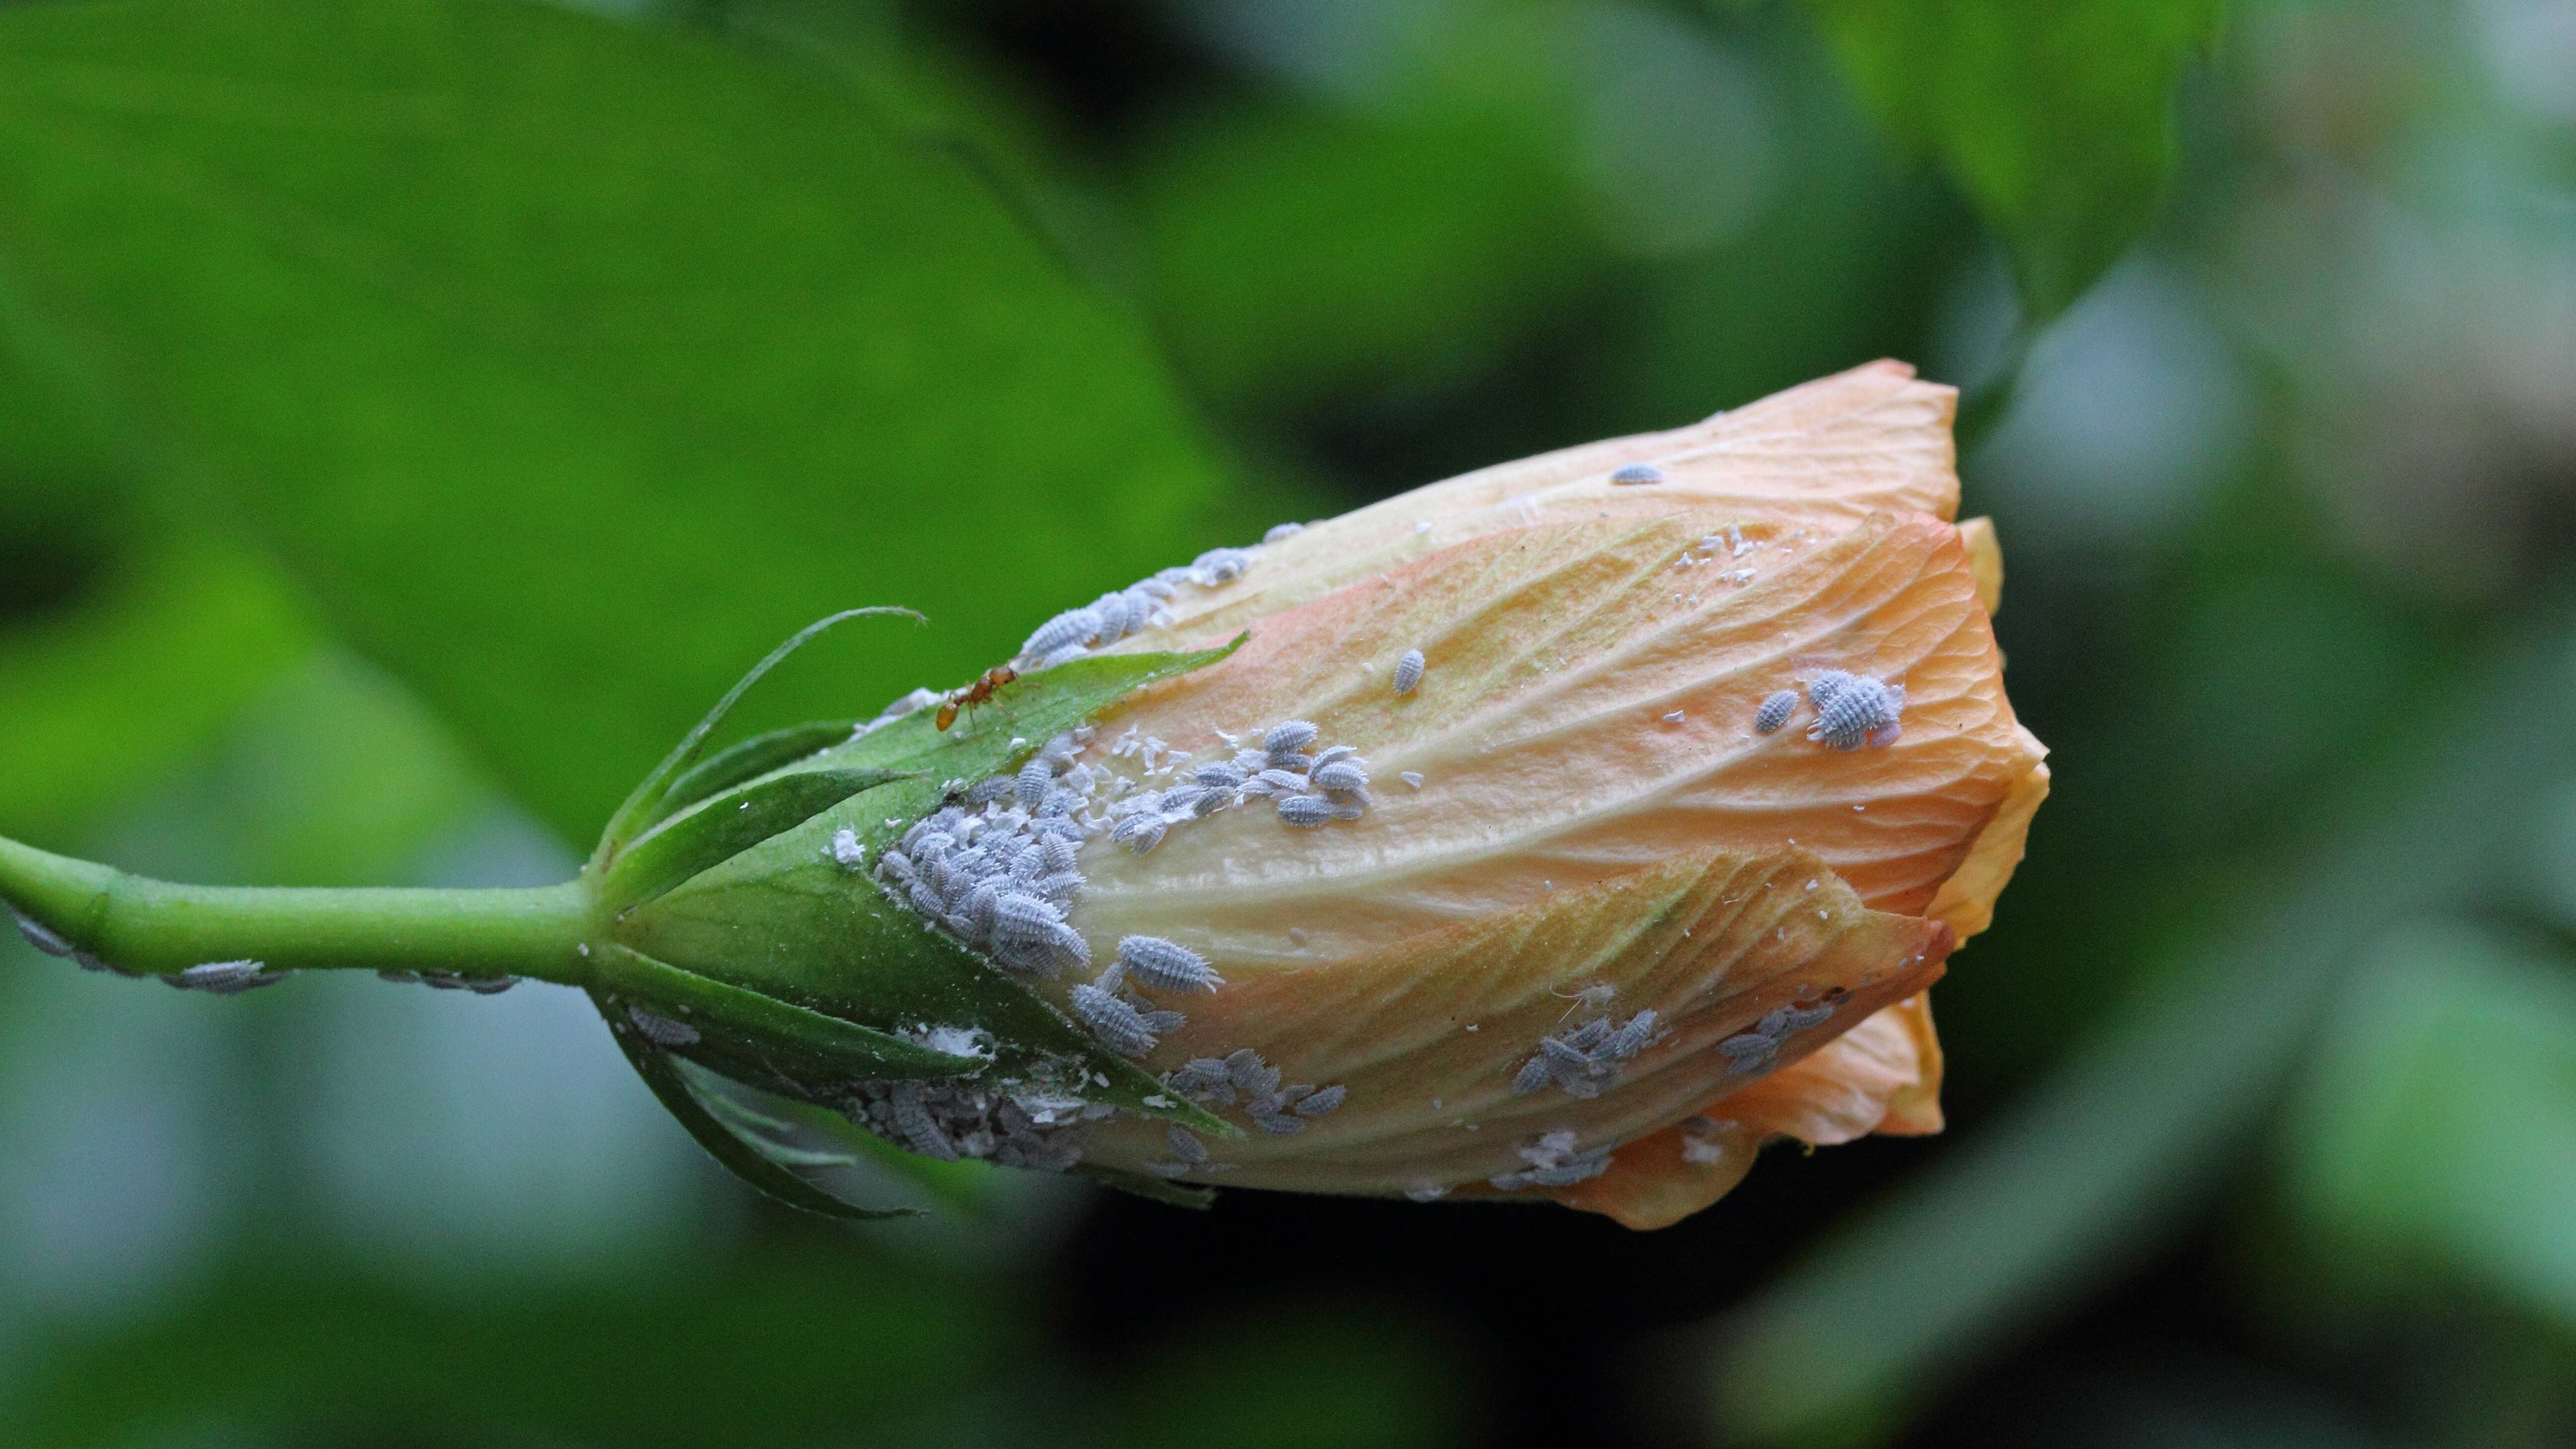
[650, 719, 859, 832]
[0, 535, 312, 844]
[592, 944, 987, 1086]
[604, 765, 907, 909]
[2283, 926, 2576, 1325]
[620, 642, 1244, 1136]
[1136, 96, 1589, 411]
[1806, 0, 2225, 320]
[592, 994, 911, 1221]
[0, 0, 1234, 848]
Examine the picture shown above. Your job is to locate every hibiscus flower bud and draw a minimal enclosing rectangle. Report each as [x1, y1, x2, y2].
[0, 361, 2043, 1229]
[962, 360, 2048, 1226]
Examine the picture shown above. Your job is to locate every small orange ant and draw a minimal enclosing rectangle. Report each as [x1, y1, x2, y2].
[935, 665, 1018, 731]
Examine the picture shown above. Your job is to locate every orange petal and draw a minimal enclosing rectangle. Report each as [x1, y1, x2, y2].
[1112, 361, 1959, 650]
[1958, 516, 2003, 615]
[1071, 846, 1951, 1196]
[1553, 992, 1946, 1230]
[1077, 510, 2042, 967]
[1926, 751, 2049, 942]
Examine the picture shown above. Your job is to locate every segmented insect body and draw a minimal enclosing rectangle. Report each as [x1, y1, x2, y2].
[889, 1084, 958, 1160]
[1276, 794, 1334, 827]
[627, 1006, 701, 1048]
[1117, 935, 1224, 993]
[1608, 463, 1665, 485]
[171, 960, 277, 995]
[1069, 984, 1158, 1057]
[1225, 1048, 1279, 1095]
[1015, 758, 1055, 810]
[1021, 608, 1100, 661]
[1607, 1009, 1659, 1057]
[1111, 812, 1167, 854]
[1189, 547, 1254, 586]
[1804, 671, 1904, 750]
[1263, 720, 1319, 755]
[1166, 1124, 1210, 1164]
[1513, 1056, 1555, 1095]
[1311, 760, 1369, 793]
[1754, 690, 1798, 735]
[11, 909, 71, 958]
[1393, 649, 1426, 695]
[1294, 1084, 1348, 1116]
[1263, 521, 1307, 542]
[1168, 1058, 1234, 1104]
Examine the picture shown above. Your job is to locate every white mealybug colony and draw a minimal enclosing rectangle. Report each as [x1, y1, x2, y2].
[1754, 690, 1798, 735]
[1805, 671, 1905, 751]
[1012, 542, 1260, 672]
[871, 735, 1097, 978]
[843, 1073, 1107, 1172]
[1512, 1009, 1660, 1099]
[1715, 998, 1841, 1075]
[849, 531, 1412, 1183]
[1164, 1047, 1349, 1141]
[1608, 463, 1665, 485]
[1393, 649, 1426, 696]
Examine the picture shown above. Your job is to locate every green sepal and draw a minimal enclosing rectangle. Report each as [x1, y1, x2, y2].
[592, 994, 913, 1221]
[648, 720, 860, 833]
[674, 1058, 996, 1212]
[617, 642, 1246, 1137]
[833, 638, 1243, 776]
[1078, 1165, 1217, 1211]
[604, 766, 909, 910]
[595, 607, 922, 868]
[594, 944, 986, 1087]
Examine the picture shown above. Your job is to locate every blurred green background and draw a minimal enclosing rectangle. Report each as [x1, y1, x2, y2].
[4, 0, 2574, 1444]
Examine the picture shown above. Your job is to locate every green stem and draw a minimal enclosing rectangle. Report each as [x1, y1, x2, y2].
[0, 835, 594, 986]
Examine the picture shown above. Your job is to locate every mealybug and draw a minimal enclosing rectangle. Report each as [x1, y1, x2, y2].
[627, 1006, 701, 1048]
[1263, 720, 1318, 755]
[1117, 935, 1224, 993]
[1275, 794, 1334, 827]
[1754, 690, 1798, 735]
